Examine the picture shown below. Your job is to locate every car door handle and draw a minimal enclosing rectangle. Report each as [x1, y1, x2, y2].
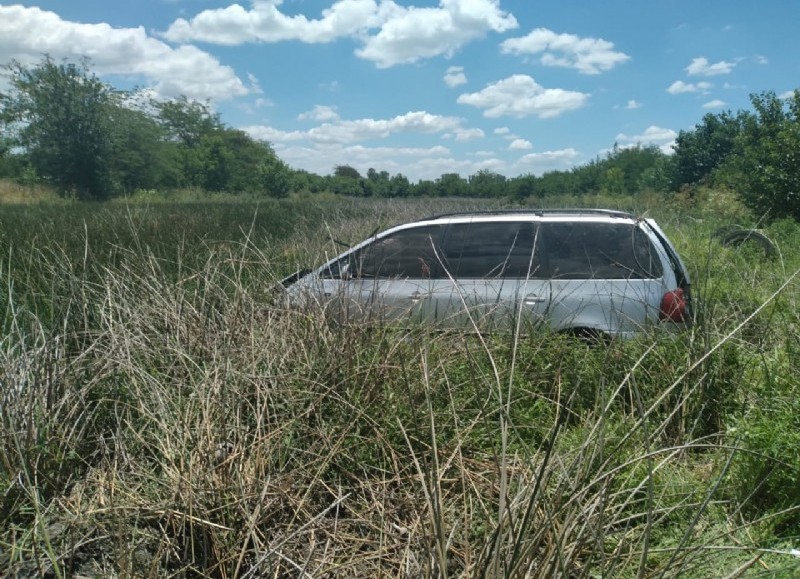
[524, 294, 545, 305]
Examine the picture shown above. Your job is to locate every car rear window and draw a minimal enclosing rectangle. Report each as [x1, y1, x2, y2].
[539, 222, 663, 279]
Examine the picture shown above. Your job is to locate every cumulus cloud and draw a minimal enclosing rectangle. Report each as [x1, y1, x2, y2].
[508, 138, 532, 150]
[515, 148, 580, 172]
[686, 57, 736, 76]
[500, 28, 630, 74]
[0, 5, 249, 101]
[272, 141, 472, 181]
[355, 0, 518, 68]
[244, 110, 464, 145]
[163, 0, 385, 44]
[457, 74, 589, 118]
[298, 105, 340, 122]
[615, 125, 677, 154]
[162, 0, 517, 68]
[702, 99, 727, 109]
[667, 80, 712, 94]
[444, 66, 468, 88]
[452, 127, 485, 141]
[626, 100, 642, 109]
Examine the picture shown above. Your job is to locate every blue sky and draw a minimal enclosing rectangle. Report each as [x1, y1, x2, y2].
[1, 0, 798, 181]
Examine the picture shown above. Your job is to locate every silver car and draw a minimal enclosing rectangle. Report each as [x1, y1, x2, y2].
[283, 209, 691, 340]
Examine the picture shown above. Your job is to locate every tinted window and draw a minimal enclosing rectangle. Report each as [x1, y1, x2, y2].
[540, 222, 663, 279]
[355, 225, 443, 278]
[441, 221, 541, 278]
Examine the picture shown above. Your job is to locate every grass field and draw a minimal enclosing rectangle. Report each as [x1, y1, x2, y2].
[1, 189, 799, 577]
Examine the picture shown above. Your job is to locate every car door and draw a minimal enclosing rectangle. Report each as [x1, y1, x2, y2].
[431, 220, 550, 331]
[318, 224, 444, 324]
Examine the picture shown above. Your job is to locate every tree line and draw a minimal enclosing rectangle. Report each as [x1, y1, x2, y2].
[1, 57, 798, 219]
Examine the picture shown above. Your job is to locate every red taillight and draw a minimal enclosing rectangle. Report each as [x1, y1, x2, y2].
[660, 289, 688, 322]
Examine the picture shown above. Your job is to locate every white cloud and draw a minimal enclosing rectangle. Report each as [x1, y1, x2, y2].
[685, 57, 736, 76]
[309, 111, 462, 144]
[494, 127, 511, 135]
[163, 0, 517, 69]
[273, 142, 485, 181]
[163, 0, 386, 45]
[244, 110, 463, 145]
[298, 105, 340, 122]
[0, 5, 249, 102]
[457, 74, 590, 118]
[356, 0, 518, 68]
[515, 148, 581, 173]
[615, 125, 677, 154]
[501, 27, 630, 74]
[508, 139, 532, 150]
[444, 66, 468, 88]
[626, 100, 642, 109]
[702, 99, 727, 109]
[452, 127, 485, 142]
[667, 80, 712, 94]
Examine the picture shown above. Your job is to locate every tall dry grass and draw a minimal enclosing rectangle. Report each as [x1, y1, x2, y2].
[1, 198, 799, 577]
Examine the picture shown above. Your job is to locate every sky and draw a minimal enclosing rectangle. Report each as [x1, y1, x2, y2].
[0, 0, 798, 182]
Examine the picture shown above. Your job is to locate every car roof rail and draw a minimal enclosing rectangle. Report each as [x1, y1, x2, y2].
[421, 208, 636, 220]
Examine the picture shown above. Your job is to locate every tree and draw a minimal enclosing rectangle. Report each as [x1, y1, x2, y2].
[334, 165, 362, 180]
[1, 56, 115, 199]
[389, 173, 411, 197]
[671, 111, 745, 189]
[469, 169, 507, 197]
[259, 149, 292, 198]
[154, 95, 221, 148]
[436, 173, 469, 197]
[722, 90, 800, 220]
[600, 166, 626, 196]
[604, 144, 665, 194]
[152, 96, 224, 188]
[106, 101, 179, 193]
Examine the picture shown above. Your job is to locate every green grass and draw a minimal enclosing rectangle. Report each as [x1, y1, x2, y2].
[1, 193, 799, 577]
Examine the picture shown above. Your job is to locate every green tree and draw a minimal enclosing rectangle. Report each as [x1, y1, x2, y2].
[155, 95, 221, 148]
[436, 172, 469, 197]
[107, 101, 179, 193]
[389, 173, 411, 197]
[259, 150, 292, 198]
[722, 90, 800, 220]
[469, 169, 507, 197]
[672, 111, 745, 189]
[600, 166, 626, 196]
[154, 96, 223, 188]
[334, 165, 362, 180]
[0, 56, 115, 199]
[605, 144, 665, 194]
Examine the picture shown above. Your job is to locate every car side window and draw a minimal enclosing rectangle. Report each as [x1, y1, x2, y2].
[441, 222, 541, 278]
[354, 225, 443, 279]
[540, 222, 664, 279]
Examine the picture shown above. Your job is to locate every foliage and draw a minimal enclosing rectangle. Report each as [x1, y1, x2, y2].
[0, 58, 294, 199]
[2, 56, 800, 215]
[672, 111, 746, 189]
[671, 90, 800, 220]
[721, 90, 800, 220]
[1, 56, 115, 199]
